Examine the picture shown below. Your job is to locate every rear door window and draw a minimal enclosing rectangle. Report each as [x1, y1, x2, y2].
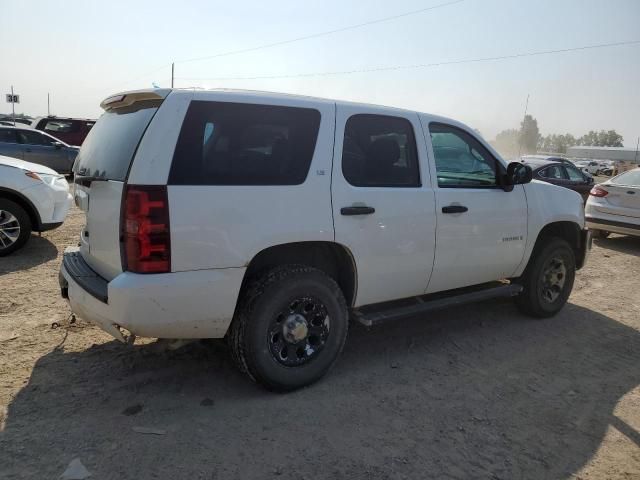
[169, 101, 321, 185]
[342, 114, 420, 187]
[16, 130, 55, 146]
[0, 129, 17, 143]
[74, 101, 160, 181]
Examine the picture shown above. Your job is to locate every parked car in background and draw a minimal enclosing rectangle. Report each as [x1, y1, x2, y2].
[59, 88, 589, 391]
[574, 160, 603, 175]
[0, 126, 79, 174]
[0, 118, 33, 126]
[586, 168, 640, 238]
[521, 158, 594, 202]
[0, 155, 72, 255]
[31, 116, 95, 146]
[521, 155, 574, 166]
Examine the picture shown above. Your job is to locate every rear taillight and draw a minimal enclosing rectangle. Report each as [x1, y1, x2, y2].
[589, 186, 609, 198]
[122, 185, 170, 273]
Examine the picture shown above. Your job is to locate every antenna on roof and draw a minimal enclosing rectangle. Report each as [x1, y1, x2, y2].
[517, 94, 530, 160]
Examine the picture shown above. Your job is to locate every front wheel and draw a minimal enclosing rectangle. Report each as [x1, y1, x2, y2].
[516, 238, 576, 318]
[229, 265, 349, 392]
[0, 199, 32, 256]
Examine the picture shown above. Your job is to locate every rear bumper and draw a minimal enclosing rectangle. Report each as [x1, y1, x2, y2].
[586, 216, 640, 237]
[59, 247, 246, 341]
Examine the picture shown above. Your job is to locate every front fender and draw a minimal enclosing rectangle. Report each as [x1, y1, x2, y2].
[514, 181, 585, 277]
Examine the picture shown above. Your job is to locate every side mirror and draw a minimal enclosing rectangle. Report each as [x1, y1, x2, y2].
[52, 141, 63, 149]
[503, 162, 533, 191]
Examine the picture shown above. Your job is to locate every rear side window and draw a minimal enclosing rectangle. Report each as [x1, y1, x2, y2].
[17, 130, 54, 146]
[169, 101, 321, 185]
[0, 129, 17, 143]
[342, 114, 420, 187]
[74, 101, 160, 181]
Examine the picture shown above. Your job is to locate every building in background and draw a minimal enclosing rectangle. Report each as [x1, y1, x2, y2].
[567, 146, 639, 163]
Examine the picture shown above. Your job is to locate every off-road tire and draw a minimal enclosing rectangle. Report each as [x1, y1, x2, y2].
[0, 199, 32, 256]
[228, 265, 348, 392]
[516, 238, 575, 318]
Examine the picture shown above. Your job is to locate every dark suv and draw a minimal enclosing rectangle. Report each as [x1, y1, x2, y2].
[31, 117, 95, 146]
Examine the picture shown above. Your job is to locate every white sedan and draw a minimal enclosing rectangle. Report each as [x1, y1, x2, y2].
[0, 155, 72, 255]
[586, 168, 640, 238]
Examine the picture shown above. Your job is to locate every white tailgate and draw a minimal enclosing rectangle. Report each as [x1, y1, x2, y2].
[77, 181, 124, 280]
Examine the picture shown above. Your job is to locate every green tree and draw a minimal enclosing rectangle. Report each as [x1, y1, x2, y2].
[519, 115, 540, 154]
[491, 129, 520, 159]
[577, 130, 623, 147]
[538, 133, 577, 154]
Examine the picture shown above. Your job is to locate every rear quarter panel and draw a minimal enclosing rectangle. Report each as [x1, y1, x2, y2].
[135, 91, 337, 272]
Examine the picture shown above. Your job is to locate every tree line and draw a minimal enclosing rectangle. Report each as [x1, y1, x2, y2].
[490, 115, 624, 159]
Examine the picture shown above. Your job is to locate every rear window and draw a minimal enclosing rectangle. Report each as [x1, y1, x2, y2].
[613, 169, 640, 186]
[73, 101, 160, 181]
[169, 101, 321, 185]
[42, 120, 80, 133]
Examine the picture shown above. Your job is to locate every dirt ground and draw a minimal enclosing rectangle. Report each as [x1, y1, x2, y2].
[1, 206, 639, 480]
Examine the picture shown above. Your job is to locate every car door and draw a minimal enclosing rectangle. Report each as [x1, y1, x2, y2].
[16, 129, 67, 172]
[331, 105, 436, 307]
[0, 129, 24, 160]
[422, 120, 527, 294]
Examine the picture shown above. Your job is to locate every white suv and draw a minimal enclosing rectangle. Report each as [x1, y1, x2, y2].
[1, 155, 72, 255]
[59, 89, 590, 391]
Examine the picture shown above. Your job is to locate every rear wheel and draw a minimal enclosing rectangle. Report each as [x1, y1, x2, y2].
[229, 265, 348, 392]
[516, 238, 575, 318]
[591, 229, 610, 239]
[0, 199, 32, 256]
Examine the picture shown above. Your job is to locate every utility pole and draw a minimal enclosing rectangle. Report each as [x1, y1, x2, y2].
[517, 93, 530, 159]
[47, 93, 50, 116]
[11, 85, 16, 126]
[171, 62, 174, 88]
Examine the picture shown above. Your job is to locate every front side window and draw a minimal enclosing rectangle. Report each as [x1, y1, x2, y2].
[17, 130, 54, 146]
[429, 123, 498, 188]
[565, 165, 585, 181]
[170, 101, 321, 186]
[342, 114, 420, 187]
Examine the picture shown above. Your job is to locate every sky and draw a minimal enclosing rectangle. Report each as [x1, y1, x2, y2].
[1, 0, 639, 146]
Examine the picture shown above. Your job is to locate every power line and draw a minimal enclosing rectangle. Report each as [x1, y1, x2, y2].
[175, 39, 640, 82]
[176, 0, 466, 64]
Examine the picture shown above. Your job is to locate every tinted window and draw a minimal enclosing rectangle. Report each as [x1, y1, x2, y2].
[565, 165, 585, 181]
[539, 165, 566, 180]
[429, 123, 498, 187]
[16, 130, 54, 146]
[342, 114, 420, 187]
[0, 129, 17, 143]
[170, 101, 321, 186]
[74, 100, 160, 181]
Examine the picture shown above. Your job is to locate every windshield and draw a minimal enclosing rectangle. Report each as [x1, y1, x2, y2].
[73, 100, 160, 181]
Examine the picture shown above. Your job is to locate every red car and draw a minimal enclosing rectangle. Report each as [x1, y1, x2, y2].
[31, 116, 95, 146]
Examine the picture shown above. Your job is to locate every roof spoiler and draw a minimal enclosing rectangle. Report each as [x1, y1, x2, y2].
[100, 89, 171, 111]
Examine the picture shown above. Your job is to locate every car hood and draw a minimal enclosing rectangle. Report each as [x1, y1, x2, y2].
[0, 154, 59, 175]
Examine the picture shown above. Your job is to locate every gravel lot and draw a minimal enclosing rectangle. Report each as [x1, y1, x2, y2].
[1, 206, 639, 479]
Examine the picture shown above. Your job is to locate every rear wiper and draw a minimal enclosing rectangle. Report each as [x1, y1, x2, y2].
[74, 175, 109, 187]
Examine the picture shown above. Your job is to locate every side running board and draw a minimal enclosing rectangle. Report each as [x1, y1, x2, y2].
[352, 282, 523, 327]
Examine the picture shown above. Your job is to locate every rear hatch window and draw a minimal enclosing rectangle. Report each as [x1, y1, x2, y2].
[74, 100, 161, 180]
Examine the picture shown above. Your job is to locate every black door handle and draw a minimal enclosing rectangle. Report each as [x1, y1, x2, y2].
[341, 206, 375, 216]
[442, 205, 468, 214]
